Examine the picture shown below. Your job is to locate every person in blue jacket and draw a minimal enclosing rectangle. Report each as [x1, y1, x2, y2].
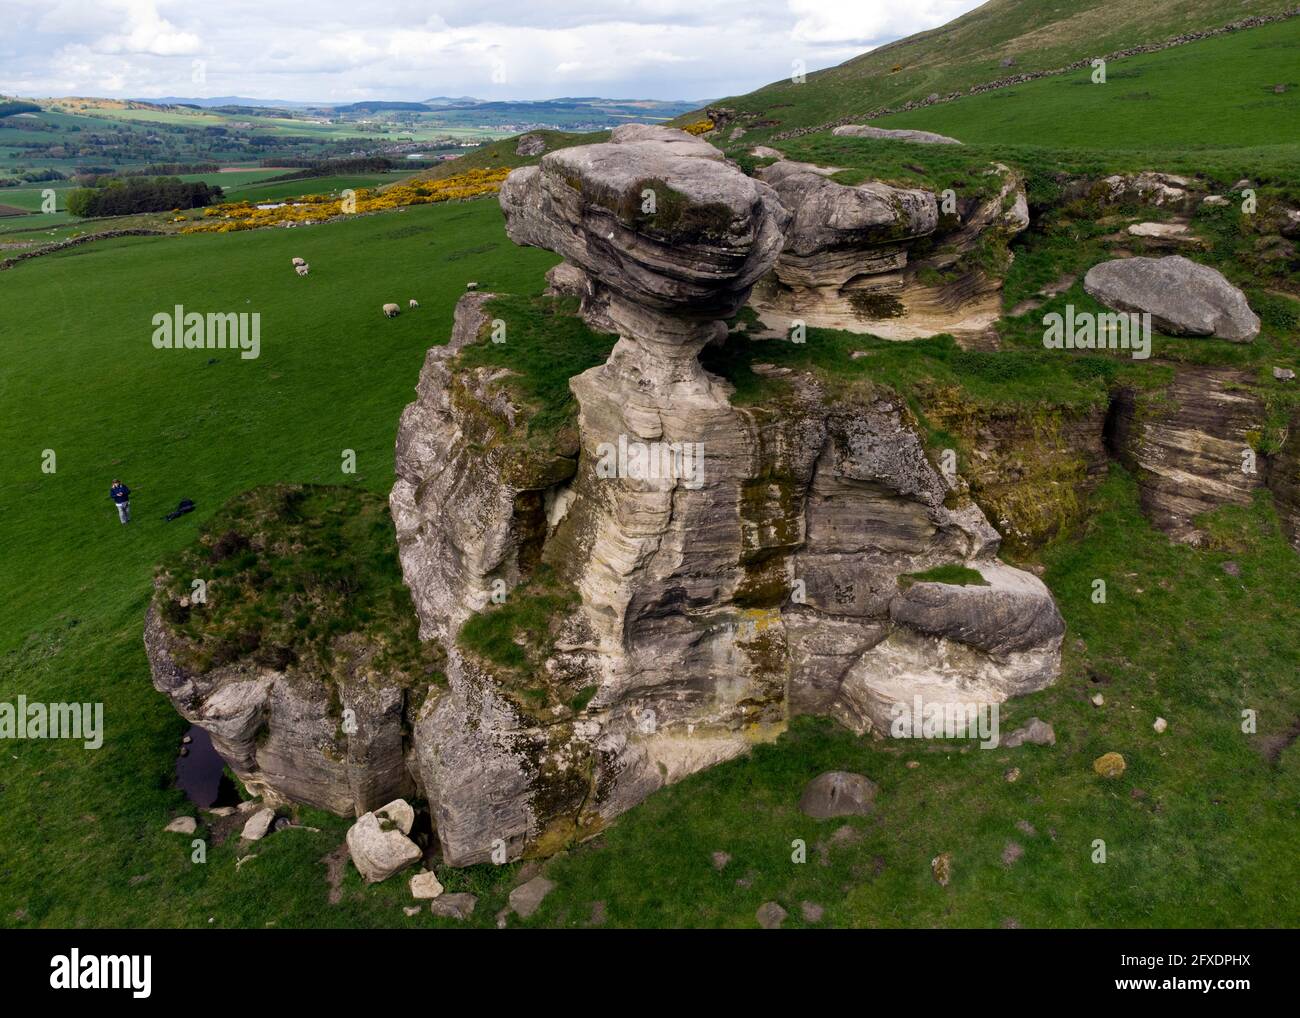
[109, 479, 131, 525]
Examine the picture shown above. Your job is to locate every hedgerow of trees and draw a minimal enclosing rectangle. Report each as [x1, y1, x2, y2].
[66, 176, 224, 217]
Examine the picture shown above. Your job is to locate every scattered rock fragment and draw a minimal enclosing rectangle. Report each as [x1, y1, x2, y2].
[164, 816, 197, 835]
[931, 852, 953, 886]
[430, 893, 478, 921]
[711, 851, 731, 871]
[1092, 693, 1105, 707]
[801, 901, 825, 923]
[240, 808, 276, 842]
[1274, 367, 1296, 382]
[509, 876, 556, 919]
[799, 771, 878, 818]
[1004, 767, 1021, 783]
[1153, 717, 1168, 734]
[756, 902, 788, 928]
[1002, 718, 1055, 748]
[410, 870, 445, 899]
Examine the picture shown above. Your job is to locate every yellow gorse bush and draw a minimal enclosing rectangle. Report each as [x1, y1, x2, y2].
[181, 167, 512, 234]
[682, 119, 715, 136]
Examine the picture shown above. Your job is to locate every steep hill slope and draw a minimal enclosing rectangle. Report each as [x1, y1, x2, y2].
[703, 0, 1297, 139]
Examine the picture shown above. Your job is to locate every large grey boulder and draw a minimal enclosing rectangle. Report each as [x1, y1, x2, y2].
[1083, 256, 1260, 342]
[890, 562, 1065, 658]
[799, 771, 878, 818]
[832, 124, 962, 145]
[345, 801, 421, 883]
[146, 601, 417, 815]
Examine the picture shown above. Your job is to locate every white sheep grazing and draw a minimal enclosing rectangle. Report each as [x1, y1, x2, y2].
[291, 257, 305, 267]
[382, 303, 400, 318]
[409, 299, 420, 310]
[295, 263, 310, 276]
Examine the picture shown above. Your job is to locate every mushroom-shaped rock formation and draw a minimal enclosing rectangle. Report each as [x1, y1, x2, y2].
[379, 128, 1065, 865]
[498, 124, 789, 367]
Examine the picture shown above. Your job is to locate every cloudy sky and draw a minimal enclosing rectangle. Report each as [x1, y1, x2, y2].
[1, 0, 985, 103]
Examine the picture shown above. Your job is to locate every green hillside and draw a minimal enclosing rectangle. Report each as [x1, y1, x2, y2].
[875, 17, 1299, 153]
[706, 0, 1298, 140]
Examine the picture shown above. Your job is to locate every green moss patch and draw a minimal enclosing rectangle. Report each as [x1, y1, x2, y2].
[900, 564, 989, 587]
[155, 484, 443, 685]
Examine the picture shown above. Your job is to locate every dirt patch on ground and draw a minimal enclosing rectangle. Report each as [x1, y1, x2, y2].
[320, 843, 350, 905]
[1254, 716, 1300, 766]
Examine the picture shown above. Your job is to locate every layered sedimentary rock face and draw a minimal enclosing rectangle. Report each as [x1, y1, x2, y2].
[1107, 367, 1272, 545]
[144, 486, 432, 817]
[387, 127, 1064, 865]
[750, 159, 1028, 343]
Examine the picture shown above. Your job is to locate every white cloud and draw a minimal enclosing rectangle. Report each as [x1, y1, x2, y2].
[0, 0, 986, 101]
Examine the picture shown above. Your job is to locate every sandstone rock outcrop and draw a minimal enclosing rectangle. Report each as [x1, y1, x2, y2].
[387, 126, 1065, 865]
[1084, 256, 1260, 342]
[832, 124, 962, 145]
[146, 603, 418, 815]
[144, 486, 434, 818]
[750, 160, 1029, 342]
[1106, 367, 1269, 544]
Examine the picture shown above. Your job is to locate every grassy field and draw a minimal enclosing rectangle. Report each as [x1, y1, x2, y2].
[219, 172, 399, 203]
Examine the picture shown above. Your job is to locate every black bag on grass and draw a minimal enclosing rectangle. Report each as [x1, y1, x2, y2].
[164, 498, 196, 522]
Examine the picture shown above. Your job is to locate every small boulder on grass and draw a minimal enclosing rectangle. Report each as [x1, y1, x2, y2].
[798, 771, 878, 818]
[346, 801, 421, 884]
[409, 871, 444, 899]
[164, 816, 197, 835]
[430, 893, 477, 921]
[1093, 752, 1127, 779]
[756, 902, 787, 929]
[240, 808, 276, 842]
[508, 876, 555, 919]
[1002, 718, 1055, 748]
